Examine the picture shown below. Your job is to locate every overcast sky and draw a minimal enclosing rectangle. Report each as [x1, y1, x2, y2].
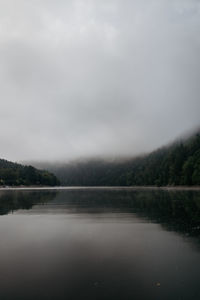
[0, 0, 200, 162]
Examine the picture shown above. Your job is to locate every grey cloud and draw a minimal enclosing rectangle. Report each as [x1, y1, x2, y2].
[0, 0, 200, 161]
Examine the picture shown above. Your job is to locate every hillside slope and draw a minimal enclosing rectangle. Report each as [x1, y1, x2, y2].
[31, 132, 200, 187]
[0, 159, 60, 186]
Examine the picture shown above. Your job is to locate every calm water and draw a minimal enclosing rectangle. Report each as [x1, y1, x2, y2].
[0, 188, 199, 300]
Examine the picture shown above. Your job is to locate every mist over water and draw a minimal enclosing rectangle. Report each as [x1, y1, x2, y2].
[0, 0, 200, 161]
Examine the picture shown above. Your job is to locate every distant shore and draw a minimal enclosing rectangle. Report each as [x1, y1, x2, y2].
[0, 186, 200, 191]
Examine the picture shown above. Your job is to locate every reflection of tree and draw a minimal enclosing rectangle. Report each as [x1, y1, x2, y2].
[127, 190, 200, 239]
[0, 189, 199, 244]
[0, 190, 57, 215]
[52, 189, 200, 239]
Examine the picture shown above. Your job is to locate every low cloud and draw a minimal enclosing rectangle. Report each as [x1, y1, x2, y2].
[0, 0, 200, 161]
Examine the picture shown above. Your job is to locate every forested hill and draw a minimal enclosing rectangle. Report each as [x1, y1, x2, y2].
[33, 132, 200, 187]
[0, 159, 60, 186]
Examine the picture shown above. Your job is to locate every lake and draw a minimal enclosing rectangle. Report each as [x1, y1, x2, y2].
[0, 188, 199, 300]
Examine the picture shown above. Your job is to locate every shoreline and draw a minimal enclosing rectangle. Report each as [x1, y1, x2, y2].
[0, 185, 200, 191]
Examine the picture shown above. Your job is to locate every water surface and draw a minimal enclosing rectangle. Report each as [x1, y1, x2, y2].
[0, 188, 199, 300]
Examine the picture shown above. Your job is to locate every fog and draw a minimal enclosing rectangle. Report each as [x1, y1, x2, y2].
[0, 0, 200, 161]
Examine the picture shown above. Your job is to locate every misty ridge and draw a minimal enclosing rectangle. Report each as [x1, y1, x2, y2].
[1, 123, 199, 188]
[26, 129, 200, 187]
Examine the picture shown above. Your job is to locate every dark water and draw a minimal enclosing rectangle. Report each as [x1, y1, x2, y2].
[0, 188, 199, 300]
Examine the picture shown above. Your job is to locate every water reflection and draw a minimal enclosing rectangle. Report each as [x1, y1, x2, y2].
[0, 189, 199, 300]
[0, 190, 57, 215]
[1, 189, 199, 240]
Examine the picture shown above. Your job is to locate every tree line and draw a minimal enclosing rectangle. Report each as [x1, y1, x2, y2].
[0, 159, 60, 186]
[44, 131, 200, 186]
